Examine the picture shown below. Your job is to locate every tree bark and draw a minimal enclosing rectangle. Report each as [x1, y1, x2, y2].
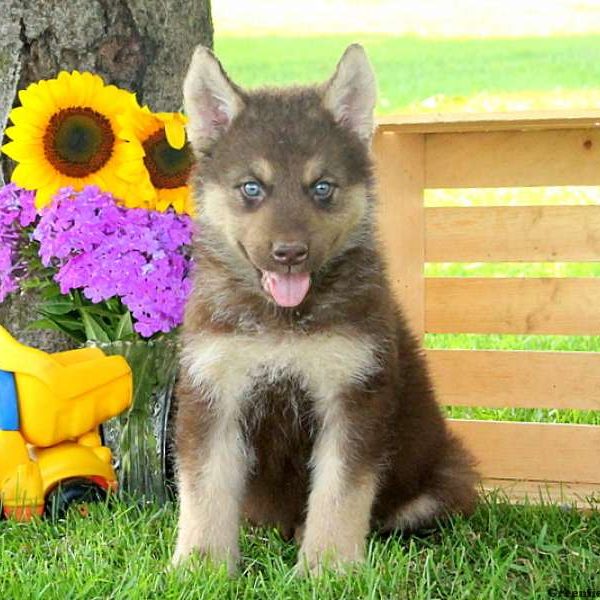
[0, 0, 213, 349]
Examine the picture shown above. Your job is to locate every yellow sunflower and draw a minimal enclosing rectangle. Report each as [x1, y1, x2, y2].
[119, 106, 194, 214]
[1, 71, 153, 209]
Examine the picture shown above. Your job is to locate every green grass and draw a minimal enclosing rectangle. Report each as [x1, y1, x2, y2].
[1, 498, 599, 599]
[215, 34, 600, 113]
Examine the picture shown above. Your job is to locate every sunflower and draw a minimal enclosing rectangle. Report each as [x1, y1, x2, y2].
[119, 106, 193, 214]
[1, 71, 153, 209]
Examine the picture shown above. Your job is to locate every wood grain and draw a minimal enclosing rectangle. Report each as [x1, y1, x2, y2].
[448, 419, 600, 484]
[427, 349, 600, 410]
[377, 110, 600, 134]
[373, 131, 426, 338]
[425, 205, 600, 262]
[425, 277, 600, 335]
[424, 129, 600, 188]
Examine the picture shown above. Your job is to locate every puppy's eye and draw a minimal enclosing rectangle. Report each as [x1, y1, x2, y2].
[240, 181, 265, 204]
[311, 180, 335, 205]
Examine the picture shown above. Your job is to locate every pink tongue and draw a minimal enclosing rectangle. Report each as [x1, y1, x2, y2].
[262, 271, 311, 307]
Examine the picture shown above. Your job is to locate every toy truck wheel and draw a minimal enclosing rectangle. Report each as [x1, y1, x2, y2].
[45, 478, 107, 519]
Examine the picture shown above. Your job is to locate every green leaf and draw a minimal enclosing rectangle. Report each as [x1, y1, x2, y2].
[104, 297, 121, 312]
[29, 316, 86, 344]
[114, 311, 135, 341]
[40, 282, 62, 299]
[81, 311, 111, 343]
[38, 311, 84, 332]
[40, 299, 77, 315]
[26, 318, 65, 332]
[83, 306, 127, 320]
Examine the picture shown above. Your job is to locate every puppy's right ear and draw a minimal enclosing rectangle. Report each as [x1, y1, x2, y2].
[183, 45, 244, 153]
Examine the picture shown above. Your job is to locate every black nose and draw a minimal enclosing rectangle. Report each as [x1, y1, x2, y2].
[271, 242, 309, 266]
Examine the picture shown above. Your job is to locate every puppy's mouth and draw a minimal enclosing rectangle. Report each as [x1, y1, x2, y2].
[260, 270, 311, 308]
[237, 241, 311, 308]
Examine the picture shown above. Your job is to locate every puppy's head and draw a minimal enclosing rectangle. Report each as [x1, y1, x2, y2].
[183, 44, 377, 308]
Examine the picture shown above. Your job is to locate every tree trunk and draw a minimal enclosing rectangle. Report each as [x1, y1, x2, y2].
[0, 0, 212, 349]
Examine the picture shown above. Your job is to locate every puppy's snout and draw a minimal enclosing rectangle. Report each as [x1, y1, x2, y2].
[271, 242, 309, 266]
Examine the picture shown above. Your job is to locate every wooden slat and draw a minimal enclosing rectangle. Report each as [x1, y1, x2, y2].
[425, 129, 600, 188]
[377, 110, 600, 134]
[480, 479, 600, 509]
[427, 349, 600, 410]
[425, 277, 600, 335]
[425, 205, 600, 262]
[373, 131, 426, 338]
[448, 419, 600, 484]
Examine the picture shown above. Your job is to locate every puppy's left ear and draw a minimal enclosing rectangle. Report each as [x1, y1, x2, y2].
[183, 45, 245, 154]
[322, 44, 377, 143]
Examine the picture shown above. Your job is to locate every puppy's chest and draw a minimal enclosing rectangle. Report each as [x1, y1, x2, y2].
[182, 330, 379, 407]
[242, 371, 313, 440]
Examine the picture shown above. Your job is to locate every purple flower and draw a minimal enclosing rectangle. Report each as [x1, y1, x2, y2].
[33, 186, 193, 337]
[0, 184, 37, 301]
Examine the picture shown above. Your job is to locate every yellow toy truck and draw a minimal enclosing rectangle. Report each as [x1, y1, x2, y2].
[0, 325, 132, 520]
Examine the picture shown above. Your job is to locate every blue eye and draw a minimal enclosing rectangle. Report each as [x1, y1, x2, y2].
[312, 180, 335, 203]
[241, 181, 264, 202]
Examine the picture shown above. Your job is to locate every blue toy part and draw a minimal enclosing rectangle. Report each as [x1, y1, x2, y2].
[0, 369, 19, 430]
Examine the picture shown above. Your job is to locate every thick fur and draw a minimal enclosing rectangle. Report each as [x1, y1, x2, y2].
[173, 44, 478, 575]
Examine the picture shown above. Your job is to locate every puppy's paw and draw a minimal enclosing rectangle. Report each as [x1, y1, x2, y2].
[171, 541, 239, 576]
[294, 544, 364, 577]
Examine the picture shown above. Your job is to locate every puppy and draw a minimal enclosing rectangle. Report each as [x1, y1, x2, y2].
[173, 43, 478, 575]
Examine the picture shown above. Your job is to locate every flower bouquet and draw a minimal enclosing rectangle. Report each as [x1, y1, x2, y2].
[1, 71, 195, 502]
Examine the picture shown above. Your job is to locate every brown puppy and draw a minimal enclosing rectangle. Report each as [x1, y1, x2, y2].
[173, 43, 478, 575]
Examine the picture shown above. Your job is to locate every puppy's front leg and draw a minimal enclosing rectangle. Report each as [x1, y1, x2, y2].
[172, 375, 247, 574]
[296, 406, 377, 575]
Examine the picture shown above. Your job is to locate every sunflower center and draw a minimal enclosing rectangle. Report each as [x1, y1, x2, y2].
[143, 129, 192, 189]
[44, 107, 115, 177]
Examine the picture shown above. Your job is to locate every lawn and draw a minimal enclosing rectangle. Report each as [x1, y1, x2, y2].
[2, 33, 600, 599]
[215, 34, 600, 114]
[2, 497, 599, 599]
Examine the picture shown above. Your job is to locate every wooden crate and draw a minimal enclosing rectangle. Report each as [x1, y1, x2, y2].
[373, 110, 600, 508]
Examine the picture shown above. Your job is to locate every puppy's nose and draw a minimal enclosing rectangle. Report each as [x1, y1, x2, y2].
[271, 242, 309, 266]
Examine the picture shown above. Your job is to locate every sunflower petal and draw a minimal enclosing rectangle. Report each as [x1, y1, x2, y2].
[32, 166, 59, 189]
[69, 71, 85, 105]
[164, 119, 186, 149]
[8, 106, 48, 130]
[45, 77, 72, 108]
[1, 141, 39, 162]
[114, 162, 148, 182]
[35, 185, 59, 209]
[10, 162, 38, 188]
[1, 141, 20, 160]
[155, 186, 193, 215]
[18, 85, 54, 119]
[118, 105, 162, 143]
[3, 124, 43, 142]
[115, 140, 146, 160]
[87, 171, 107, 191]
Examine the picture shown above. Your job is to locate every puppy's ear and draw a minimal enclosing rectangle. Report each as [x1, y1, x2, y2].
[322, 44, 377, 143]
[183, 45, 244, 153]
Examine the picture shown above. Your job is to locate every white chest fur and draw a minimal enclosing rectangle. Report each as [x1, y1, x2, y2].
[181, 330, 380, 412]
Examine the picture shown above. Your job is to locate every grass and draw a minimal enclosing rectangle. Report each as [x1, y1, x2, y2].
[215, 34, 600, 114]
[3, 33, 600, 598]
[1, 497, 599, 599]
